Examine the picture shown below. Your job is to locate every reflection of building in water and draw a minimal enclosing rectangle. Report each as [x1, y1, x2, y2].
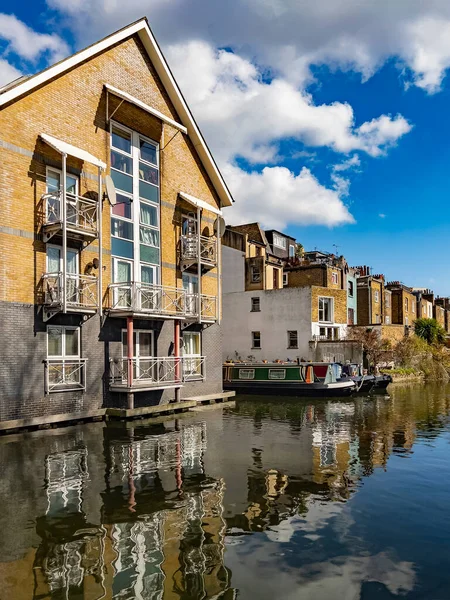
[34, 446, 108, 599]
[100, 421, 232, 599]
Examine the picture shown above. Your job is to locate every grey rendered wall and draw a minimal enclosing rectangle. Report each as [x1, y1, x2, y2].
[222, 287, 313, 362]
[222, 245, 246, 293]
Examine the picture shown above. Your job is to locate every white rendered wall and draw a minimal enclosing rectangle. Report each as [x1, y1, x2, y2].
[222, 287, 313, 362]
[222, 245, 246, 293]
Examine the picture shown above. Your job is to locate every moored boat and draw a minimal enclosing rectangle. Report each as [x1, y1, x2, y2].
[223, 361, 356, 397]
[340, 363, 376, 394]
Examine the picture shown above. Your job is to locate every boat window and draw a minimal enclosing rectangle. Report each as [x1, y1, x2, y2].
[268, 369, 286, 380]
[239, 369, 255, 380]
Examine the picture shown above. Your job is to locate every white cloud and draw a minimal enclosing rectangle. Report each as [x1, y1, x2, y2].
[333, 154, 361, 172]
[0, 58, 21, 86]
[166, 41, 411, 165]
[379, 213, 386, 218]
[43, 0, 450, 93]
[223, 163, 355, 229]
[0, 13, 69, 63]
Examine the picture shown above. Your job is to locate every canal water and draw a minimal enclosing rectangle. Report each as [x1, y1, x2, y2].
[1, 385, 450, 599]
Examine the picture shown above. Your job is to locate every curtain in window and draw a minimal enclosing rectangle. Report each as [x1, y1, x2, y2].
[140, 203, 157, 227]
[140, 226, 159, 247]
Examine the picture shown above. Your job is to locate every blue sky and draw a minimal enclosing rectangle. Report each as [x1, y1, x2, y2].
[1, 1, 450, 293]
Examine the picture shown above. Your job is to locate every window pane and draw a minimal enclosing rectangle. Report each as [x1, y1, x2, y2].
[140, 244, 159, 264]
[111, 169, 133, 194]
[47, 170, 60, 193]
[139, 180, 159, 203]
[112, 193, 132, 219]
[47, 247, 60, 273]
[116, 260, 131, 282]
[139, 332, 152, 357]
[141, 265, 155, 284]
[48, 327, 62, 356]
[112, 237, 134, 259]
[65, 330, 79, 357]
[111, 218, 133, 240]
[139, 162, 159, 186]
[66, 175, 77, 195]
[112, 127, 131, 153]
[140, 140, 157, 165]
[140, 226, 159, 247]
[140, 202, 158, 227]
[111, 150, 132, 174]
[184, 332, 200, 355]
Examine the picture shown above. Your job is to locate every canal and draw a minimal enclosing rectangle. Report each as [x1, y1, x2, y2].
[1, 385, 450, 599]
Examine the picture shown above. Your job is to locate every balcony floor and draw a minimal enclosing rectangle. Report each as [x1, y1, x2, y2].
[109, 381, 183, 393]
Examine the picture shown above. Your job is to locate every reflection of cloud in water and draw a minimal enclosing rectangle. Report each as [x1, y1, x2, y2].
[294, 552, 416, 599]
[265, 497, 346, 543]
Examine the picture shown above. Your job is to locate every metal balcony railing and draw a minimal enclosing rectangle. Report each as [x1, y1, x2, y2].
[109, 356, 206, 389]
[108, 282, 187, 317]
[42, 273, 99, 311]
[107, 282, 218, 321]
[42, 191, 99, 238]
[182, 356, 206, 381]
[180, 234, 217, 266]
[44, 359, 87, 394]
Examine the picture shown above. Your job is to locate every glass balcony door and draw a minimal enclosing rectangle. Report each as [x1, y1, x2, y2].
[183, 273, 198, 316]
[122, 330, 154, 382]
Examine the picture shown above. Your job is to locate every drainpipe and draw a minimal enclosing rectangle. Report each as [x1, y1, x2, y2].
[62, 153, 67, 314]
[98, 167, 103, 317]
[368, 280, 372, 325]
[174, 319, 181, 402]
[127, 316, 134, 410]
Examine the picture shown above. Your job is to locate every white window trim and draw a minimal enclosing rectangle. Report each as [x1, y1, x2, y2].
[46, 244, 79, 274]
[251, 331, 261, 349]
[318, 296, 334, 323]
[239, 369, 255, 380]
[331, 272, 338, 284]
[47, 326, 80, 359]
[269, 369, 286, 380]
[251, 297, 261, 312]
[287, 330, 298, 349]
[121, 328, 154, 359]
[374, 290, 380, 303]
[273, 233, 287, 249]
[283, 272, 288, 287]
[251, 266, 261, 283]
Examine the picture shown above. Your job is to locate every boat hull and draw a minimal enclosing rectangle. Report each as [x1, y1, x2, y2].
[223, 380, 356, 398]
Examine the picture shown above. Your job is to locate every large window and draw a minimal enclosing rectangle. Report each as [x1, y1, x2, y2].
[318, 297, 333, 323]
[47, 326, 81, 387]
[252, 331, 261, 349]
[110, 122, 160, 286]
[183, 331, 203, 379]
[273, 233, 286, 249]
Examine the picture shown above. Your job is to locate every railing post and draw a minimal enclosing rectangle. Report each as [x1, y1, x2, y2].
[197, 206, 202, 324]
[44, 361, 49, 395]
[174, 320, 181, 402]
[127, 316, 134, 409]
[62, 152, 67, 314]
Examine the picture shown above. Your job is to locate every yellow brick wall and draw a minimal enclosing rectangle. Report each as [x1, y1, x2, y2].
[286, 266, 326, 288]
[311, 286, 347, 324]
[0, 34, 220, 304]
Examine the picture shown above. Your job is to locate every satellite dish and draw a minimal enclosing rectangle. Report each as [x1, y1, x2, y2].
[105, 174, 117, 206]
[213, 216, 226, 237]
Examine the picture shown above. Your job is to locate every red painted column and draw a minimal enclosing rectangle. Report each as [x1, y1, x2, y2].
[174, 319, 181, 402]
[127, 316, 134, 409]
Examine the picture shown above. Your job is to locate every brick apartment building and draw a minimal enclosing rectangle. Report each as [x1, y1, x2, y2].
[0, 18, 233, 427]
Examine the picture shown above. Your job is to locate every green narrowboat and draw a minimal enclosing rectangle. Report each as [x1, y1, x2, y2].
[223, 361, 356, 397]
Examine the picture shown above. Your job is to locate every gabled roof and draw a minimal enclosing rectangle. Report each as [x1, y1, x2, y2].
[0, 18, 233, 208]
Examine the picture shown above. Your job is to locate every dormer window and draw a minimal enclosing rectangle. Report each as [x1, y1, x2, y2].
[273, 233, 286, 249]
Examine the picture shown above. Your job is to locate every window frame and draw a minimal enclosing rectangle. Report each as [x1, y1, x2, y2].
[348, 280, 354, 297]
[251, 265, 261, 283]
[283, 272, 288, 287]
[318, 296, 333, 323]
[287, 330, 298, 349]
[273, 233, 287, 249]
[47, 326, 80, 359]
[251, 297, 261, 312]
[269, 369, 286, 380]
[331, 272, 338, 285]
[374, 290, 380, 303]
[239, 369, 255, 380]
[251, 331, 261, 349]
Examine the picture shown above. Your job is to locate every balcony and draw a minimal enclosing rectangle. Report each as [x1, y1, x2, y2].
[107, 282, 218, 322]
[180, 234, 217, 272]
[109, 356, 206, 392]
[41, 191, 99, 244]
[41, 273, 99, 320]
[44, 359, 87, 394]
